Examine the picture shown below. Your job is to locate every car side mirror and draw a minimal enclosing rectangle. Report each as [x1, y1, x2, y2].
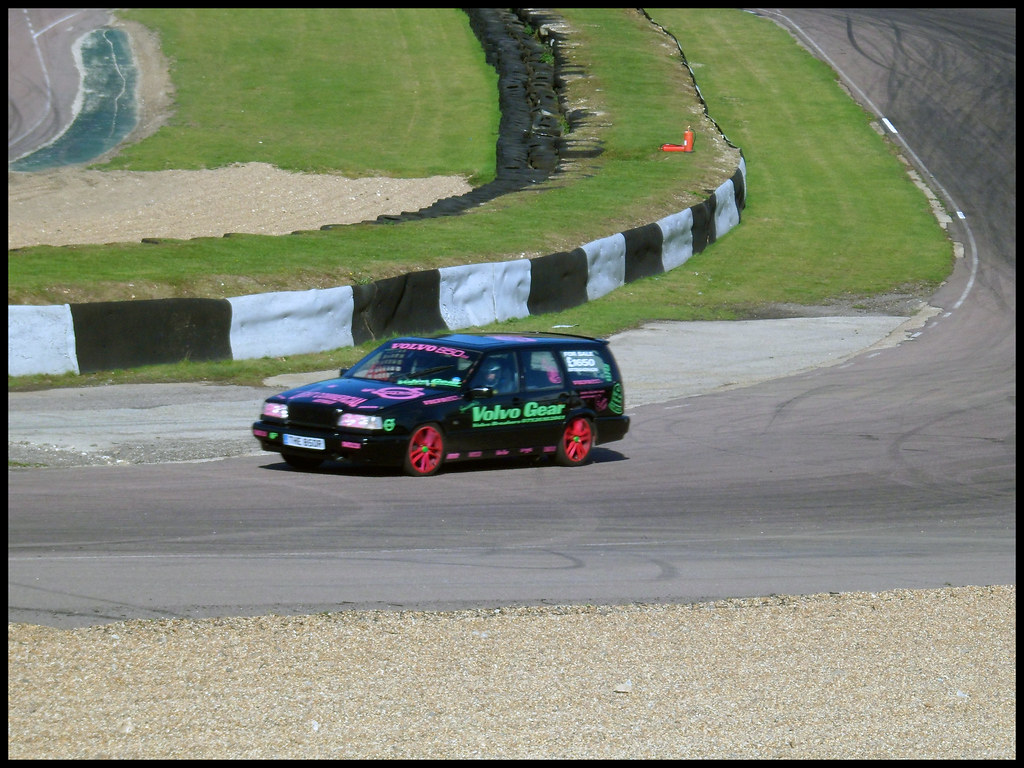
[338, 368, 348, 377]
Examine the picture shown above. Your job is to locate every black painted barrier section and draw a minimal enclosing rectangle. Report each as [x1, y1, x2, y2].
[730, 164, 747, 212]
[527, 248, 589, 315]
[691, 196, 716, 254]
[70, 298, 232, 373]
[623, 222, 666, 283]
[350, 270, 445, 346]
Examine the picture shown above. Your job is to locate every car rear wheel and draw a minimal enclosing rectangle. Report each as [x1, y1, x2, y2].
[281, 451, 324, 471]
[556, 416, 594, 467]
[403, 423, 445, 477]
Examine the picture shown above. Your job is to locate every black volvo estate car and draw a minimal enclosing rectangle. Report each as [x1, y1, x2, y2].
[252, 332, 630, 476]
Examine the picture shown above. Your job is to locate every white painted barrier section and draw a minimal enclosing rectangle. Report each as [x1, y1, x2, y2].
[228, 285, 354, 359]
[7, 304, 79, 376]
[714, 178, 740, 239]
[439, 263, 498, 329]
[658, 207, 696, 272]
[720, 156, 746, 238]
[584, 232, 626, 301]
[492, 258, 532, 322]
[440, 259, 533, 328]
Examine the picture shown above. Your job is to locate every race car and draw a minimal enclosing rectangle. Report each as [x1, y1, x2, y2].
[253, 331, 630, 476]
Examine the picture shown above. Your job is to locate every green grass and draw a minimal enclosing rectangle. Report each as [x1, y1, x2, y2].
[8, 8, 953, 390]
[105, 8, 499, 179]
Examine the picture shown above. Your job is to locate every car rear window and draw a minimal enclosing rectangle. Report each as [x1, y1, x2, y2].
[560, 347, 616, 385]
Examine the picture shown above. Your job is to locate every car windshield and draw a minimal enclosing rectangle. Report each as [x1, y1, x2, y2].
[346, 340, 480, 389]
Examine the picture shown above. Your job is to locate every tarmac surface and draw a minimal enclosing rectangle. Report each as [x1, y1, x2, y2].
[8, 312, 930, 469]
[8, 8, 112, 163]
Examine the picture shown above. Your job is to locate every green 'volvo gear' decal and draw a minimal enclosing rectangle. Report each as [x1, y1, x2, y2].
[470, 401, 566, 427]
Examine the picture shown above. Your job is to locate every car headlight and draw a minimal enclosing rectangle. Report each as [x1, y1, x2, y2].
[262, 402, 288, 420]
[338, 412, 384, 430]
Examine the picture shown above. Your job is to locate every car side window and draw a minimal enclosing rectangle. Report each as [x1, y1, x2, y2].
[471, 352, 519, 395]
[522, 349, 564, 391]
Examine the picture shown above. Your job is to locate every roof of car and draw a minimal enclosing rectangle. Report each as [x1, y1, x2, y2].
[415, 331, 608, 350]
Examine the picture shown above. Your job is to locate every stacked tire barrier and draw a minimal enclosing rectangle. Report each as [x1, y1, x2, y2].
[326, 8, 565, 229]
[7, 9, 746, 377]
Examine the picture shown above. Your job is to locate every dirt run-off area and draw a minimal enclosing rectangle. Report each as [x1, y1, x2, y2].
[7, 164, 471, 249]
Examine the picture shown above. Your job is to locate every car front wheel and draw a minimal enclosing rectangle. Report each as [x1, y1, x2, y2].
[403, 423, 445, 477]
[556, 416, 594, 467]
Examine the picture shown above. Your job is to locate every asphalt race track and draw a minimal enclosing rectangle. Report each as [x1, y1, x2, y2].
[7, 9, 1016, 628]
[7, 8, 112, 162]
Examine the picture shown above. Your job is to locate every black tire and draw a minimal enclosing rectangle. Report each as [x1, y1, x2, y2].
[281, 451, 324, 471]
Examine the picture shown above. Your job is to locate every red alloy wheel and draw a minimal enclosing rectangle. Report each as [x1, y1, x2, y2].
[556, 416, 593, 466]
[404, 423, 445, 477]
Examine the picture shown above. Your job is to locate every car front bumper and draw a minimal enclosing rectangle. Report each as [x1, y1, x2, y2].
[252, 420, 407, 466]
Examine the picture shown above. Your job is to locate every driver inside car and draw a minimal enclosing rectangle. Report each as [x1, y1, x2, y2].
[475, 357, 515, 394]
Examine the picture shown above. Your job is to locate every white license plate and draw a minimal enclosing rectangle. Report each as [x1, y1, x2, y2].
[283, 434, 325, 450]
